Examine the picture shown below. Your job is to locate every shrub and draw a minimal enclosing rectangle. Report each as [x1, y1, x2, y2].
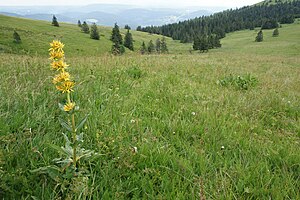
[126, 66, 142, 79]
[13, 31, 21, 43]
[218, 74, 258, 90]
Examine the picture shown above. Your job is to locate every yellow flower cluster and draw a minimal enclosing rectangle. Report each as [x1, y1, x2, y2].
[49, 40, 75, 112]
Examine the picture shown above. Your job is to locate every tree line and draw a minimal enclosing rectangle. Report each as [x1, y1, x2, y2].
[137, 1, 300, 44]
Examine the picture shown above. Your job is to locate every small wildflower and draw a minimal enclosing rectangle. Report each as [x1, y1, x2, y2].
[56, 81, 75, 93]
[130, 119, 136, 123]
[52, 71, 70, 84]
[49, 40, 65, 52]
[51, 60, 69, 71]
[63, 102, 76, 112]
[191, 112, 196, 116]
[221, 146, 225, 150]
[132, 146, 138, 154]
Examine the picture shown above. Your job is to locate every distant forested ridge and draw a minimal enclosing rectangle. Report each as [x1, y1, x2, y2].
[137, 0, 300, 43]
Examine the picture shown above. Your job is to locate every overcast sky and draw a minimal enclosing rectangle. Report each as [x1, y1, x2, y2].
[0, 0, 262, 8]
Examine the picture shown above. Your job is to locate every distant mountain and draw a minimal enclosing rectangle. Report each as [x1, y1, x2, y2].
[0, 12, 23, 18]
[0, 4, 217, 28]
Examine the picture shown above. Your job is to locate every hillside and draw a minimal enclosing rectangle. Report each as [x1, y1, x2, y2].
[217, 19, 300, 56]
[0, 15, 190, 56]
[139, 0, 300, 43]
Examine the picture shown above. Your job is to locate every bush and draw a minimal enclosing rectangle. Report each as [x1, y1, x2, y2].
[218, 74, 258, 90]
[13, 31, 21, 43]
[126, 66, 142, 79]
[255, 30, 263, 42]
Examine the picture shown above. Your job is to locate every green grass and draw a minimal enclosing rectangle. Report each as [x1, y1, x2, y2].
[0, 15, 299, 199]
[218, 19, 300, 56]
[0, 14, 191, 56]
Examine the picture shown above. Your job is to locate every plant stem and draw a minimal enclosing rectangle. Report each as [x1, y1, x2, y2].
[67, 92, 77, 169]
[71, 113, 77, 169]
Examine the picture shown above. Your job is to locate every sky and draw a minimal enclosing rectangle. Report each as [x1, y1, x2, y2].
[0, 0, 263, 8]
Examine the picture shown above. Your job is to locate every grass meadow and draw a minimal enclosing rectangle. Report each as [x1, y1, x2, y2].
[0, 16, 300, 199]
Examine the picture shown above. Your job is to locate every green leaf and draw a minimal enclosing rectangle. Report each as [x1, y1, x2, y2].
[76, 115, 88, 132]
[30, 165, 61, 181]
[58, 118, 72, 132]
[47, 143, 67, 155]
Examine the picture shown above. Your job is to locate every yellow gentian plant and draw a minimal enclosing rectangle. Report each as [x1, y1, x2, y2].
[49, 40, 92, 172]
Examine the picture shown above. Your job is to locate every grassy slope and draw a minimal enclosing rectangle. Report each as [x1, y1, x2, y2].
[0, 17, 299, 199]
[219, 19, 300, 56]
[0, 14, 191, 56]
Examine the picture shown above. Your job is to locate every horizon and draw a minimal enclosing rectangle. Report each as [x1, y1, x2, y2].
[0, 0, 263, 9]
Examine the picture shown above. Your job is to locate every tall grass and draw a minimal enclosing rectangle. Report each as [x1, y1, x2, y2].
[0, 49, 299, 198]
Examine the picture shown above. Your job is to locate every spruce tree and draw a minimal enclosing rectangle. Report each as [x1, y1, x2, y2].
[255, 30, 263, 42]
[193, 36, 200, 50]
[214, 35, 222, 48]
[161, 37, 168, 53]
[124, 29, 134, 51]
[199, 35, 209, 52]
[78, 20, 82, 27]
[147, 40, 155, 53]
[124, 24, 131, 30]
[52, 15, 59, 27]
[111, 43, 125, 55]
[90, 23, 100, 40]
[155, 38, 161, 53]
[13, 31, 21, 43]
[111, 23, 125, 55]
[81, 21, 90, 33]
[111, 23, 123, 45]
[140, 41, 147, 54]
[208, 35, 215, 49]
[272, 28, 279, 37]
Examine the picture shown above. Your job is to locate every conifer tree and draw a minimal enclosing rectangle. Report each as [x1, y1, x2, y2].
[111, 23, 125, 55]
[199, 35, 209, 52]
[140, 41, 147, 54]
[208, 35, 215, 49]
[161, 37, 168, 53]
[124, 24, 131, 30]
[111, 43, 125, 55]
[155, 38, 161, 53]
[147, 40, 155, 53]
[214, 35, 222, 48]
[193, 35, 209, 52]
[193, 36, 200, 50]
[81, 21, 90, 33]
[78, 20, 82, 27]
[272, 28, 279, 37]
[90, 23, 100, 40]
[111, 23, 123, 45]
[255, 30, 263, 42]
[52, 15, 59, 27]
[124, 29, 134, 51]
[13, 31, 21, 43]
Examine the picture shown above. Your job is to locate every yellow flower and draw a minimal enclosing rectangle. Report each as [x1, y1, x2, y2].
[56, 81, 75, 93]
[52, 72, 70, 84]
[63, 102, 76, 112]
[49, 40, 65, 52]
[50, 60, 69, 71]
[49, 50, 64, 60]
